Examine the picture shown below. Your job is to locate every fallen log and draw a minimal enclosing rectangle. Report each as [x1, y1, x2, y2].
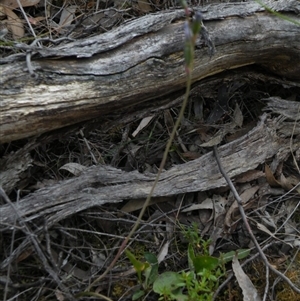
[1, 0, 300, 143]
[1, 97, 300, 229]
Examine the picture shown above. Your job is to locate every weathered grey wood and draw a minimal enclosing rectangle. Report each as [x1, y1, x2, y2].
[1, 98, 299, 228]
[0, 0, 299, 143]
[1, 70, 298, 196]
[0, 97, 299, 271]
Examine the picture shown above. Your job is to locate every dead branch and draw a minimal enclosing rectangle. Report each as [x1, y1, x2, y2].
[1, 0, 299, 143]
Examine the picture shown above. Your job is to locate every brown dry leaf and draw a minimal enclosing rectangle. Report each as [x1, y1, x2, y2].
[132, 115, 154, 137]
[157, 241, 169, 264]
[3, 6, 24, 39]
[55, 290, 65, 301]
[200, 130, 224, 147]
[208, 226, 223, 255]
[256, 222, 289, 246]
[29, 179, 57, 190]
[202, 103, 244, 147]
[232, 254, 262, 301]
[197, 126, 210, 141]
[181, 151, 201, 160]
[265, 164, 299, 191]
[279, 173, 294, 191]
[265, 164, 281, 187]
[193, 98, 203, 119]
[58, 5, 77, 31]
[233, 102, 243, 128]
[257, 211, 276, 230]
[182, 198, 214, 212]
[28, 15, 44, 25]
[98, 9, 122, 30]
[137, 0, 152, 13]
[60, 6, 76, 26]
[224, 200, 239, 229]
[163, 110, 188, 153]
[234, 170, 265, 183]
[213, 195, 227, 216]
[208, 196, 227, 253]
[256, 223, 276, 239]
[16, 247, 34, 263]
[225, 186, 259, 228]
[1, 0, 40, 9]
[0, 5, 6, 17]
[240, 185, 259, 203]
[226, 121, 256, 142]
[0, 26, 8, 39]
[120, 197, 172, 213]
[284, 174, 300, 187]
[59, 162, 87, 176]
[164, 109, 174, 135]
[283, 200, 300, 247]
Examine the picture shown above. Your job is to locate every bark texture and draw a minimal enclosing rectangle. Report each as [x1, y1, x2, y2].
[1, 98, 299, 229]
[1, 0, 300, 143]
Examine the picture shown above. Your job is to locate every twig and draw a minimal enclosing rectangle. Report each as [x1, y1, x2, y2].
[86, 10, 206, 291]
[79, 129, 98, 165]
[289, 103, 300, 174]
[263, 265, 269, 301]
[214, 242, 278, 299]
[0, 277, 48, 289]
[0, 186, 77, 301]
[75, 291, 113, 300]
[3, 190, 19, 301]
[271, 247, 300, 298]
[16, 0, 39, 43]
[213, 145, 300, 294]
[25, 37, 75, 76]
[87, 73, 193, 291]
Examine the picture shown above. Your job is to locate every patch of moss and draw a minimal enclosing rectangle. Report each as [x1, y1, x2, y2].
[276, 252, 300, 301]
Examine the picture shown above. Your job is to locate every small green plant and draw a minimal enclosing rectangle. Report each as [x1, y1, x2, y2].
[181, 222, 211, 254]
[152, 246, 222, 301]
[126, 223, 250, 301]
[126, 250, 159, 300]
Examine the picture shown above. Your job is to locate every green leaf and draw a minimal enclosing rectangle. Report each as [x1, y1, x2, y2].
[132, 290, 145, 300]
[220, 249, 250, 264]
[170, 291, 189, 301]
[144, 252, 158, 265]
[187, 244, 195, 271]
[193, 255, 219, 273]
[153, 271, 185, 295]
[144, 252, 158, 287]
[125, 250, 149, 282]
